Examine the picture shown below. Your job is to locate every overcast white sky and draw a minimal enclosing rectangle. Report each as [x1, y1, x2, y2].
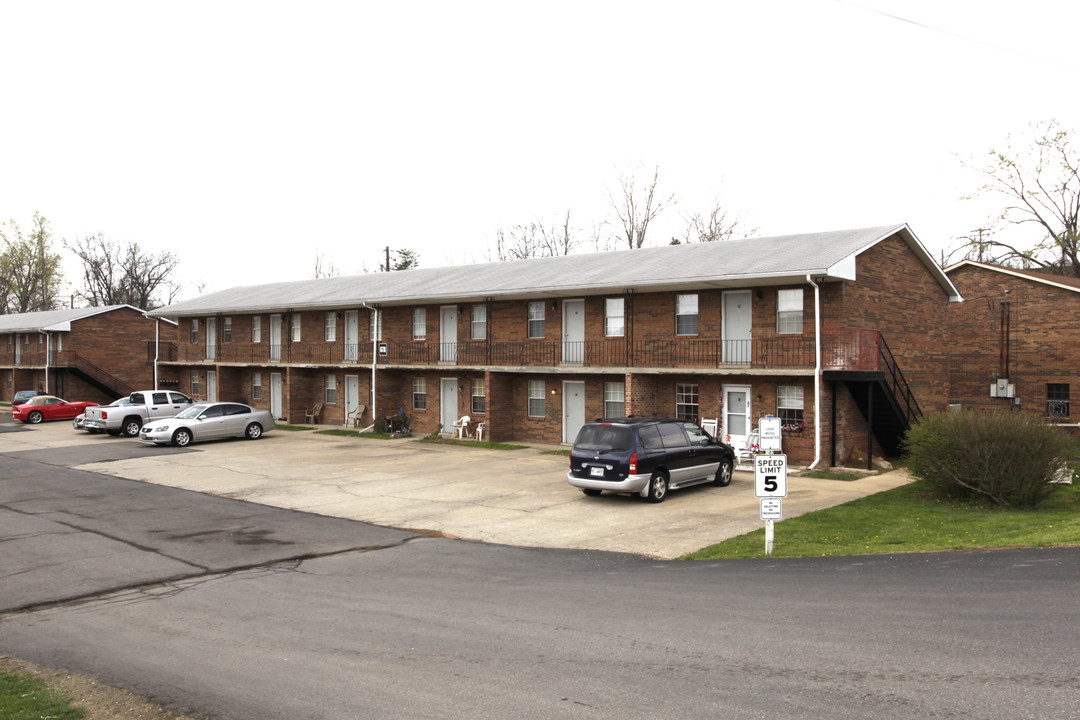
[2, 0, 1078, 302]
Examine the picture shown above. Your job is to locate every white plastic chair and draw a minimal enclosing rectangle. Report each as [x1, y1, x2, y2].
[701, 418, 718, 437]
[736, 430, 760, 465]
[452, 415, 472, 438]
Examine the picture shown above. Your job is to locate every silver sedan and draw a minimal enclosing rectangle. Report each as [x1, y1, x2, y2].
[138, 402, 276, 447]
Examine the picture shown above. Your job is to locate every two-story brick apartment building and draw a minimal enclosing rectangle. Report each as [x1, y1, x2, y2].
[147, 225, 961, 467]
[946, 260, 1080, 430]
[1, 305, 171, 403]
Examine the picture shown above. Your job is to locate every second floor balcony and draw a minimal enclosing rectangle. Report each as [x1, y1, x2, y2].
[153, 328, 886, 373]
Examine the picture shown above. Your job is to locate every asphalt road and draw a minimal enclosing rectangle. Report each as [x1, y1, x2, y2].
[2, 420, 1079, 719]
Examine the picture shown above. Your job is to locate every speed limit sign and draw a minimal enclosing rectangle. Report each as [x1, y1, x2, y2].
[754, 454, 788, 498]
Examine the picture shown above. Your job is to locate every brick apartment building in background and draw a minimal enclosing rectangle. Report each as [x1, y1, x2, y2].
[0, 305, 174, 403]
[145, 224, 962, 467]
[946, 260, 1080, 431]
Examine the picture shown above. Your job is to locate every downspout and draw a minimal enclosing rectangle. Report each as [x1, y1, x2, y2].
[40, 331, 50, 393]
[154, 319, 160, 389]
[806, 275, 823, 470]
[359, 302, 379, 433]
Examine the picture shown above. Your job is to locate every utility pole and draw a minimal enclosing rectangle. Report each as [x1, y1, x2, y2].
[384, 246, 390, 272]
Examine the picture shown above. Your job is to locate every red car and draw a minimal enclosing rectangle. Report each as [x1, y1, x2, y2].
[12, 395, 99, 424]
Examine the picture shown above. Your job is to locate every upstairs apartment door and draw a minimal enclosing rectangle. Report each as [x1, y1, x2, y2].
[206, 318, 217, 361]
[270, 314, 282, 362]
[563, 300, 585, 363]
[723, 290, 752, 363]
[440, 306, 457, 363]
[344, 311, 359, 363]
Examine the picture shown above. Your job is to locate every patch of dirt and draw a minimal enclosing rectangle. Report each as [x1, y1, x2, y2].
[0, 655, 201, 720]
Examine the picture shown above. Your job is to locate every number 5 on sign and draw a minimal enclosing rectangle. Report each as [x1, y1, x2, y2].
[754, 454, 788, 498]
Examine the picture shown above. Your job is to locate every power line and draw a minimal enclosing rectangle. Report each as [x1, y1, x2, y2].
[835, 0, 1077, 70]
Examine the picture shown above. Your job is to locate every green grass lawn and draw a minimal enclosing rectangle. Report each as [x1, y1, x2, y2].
[0, 671, 85, 720]
[682, 480, 1080, 560]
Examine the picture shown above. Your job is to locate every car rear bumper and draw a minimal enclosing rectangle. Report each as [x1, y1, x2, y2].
[567, 471, 651, 494]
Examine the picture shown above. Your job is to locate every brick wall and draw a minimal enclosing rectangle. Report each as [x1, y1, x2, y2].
[947, 265, 1080, 429]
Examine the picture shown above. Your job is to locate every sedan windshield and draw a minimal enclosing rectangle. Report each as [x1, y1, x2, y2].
[175, 404, 208, 419]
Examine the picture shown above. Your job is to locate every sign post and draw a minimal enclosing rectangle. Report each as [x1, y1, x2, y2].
[754, 449, 787, 556]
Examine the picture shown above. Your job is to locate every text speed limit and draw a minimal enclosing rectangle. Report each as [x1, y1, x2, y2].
[754, 454, 788, 498]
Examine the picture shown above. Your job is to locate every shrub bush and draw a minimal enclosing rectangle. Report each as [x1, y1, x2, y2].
[902, 410, 1072, 507]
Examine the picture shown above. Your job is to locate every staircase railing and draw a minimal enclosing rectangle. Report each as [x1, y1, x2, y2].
[53, 351, 133, 398]
[878, 335, 922, 425]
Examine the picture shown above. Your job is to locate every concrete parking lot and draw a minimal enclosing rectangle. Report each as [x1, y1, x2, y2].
[2, 419, 912, 559]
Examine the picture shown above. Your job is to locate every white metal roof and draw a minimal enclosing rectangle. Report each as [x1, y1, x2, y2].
[0, 305, 152, 333]
[148, 224, 962, 317]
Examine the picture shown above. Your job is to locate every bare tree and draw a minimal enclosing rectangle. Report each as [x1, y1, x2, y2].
[608, 165, 674, 249]
[66, 233, 180, 310]
[313, 249, 340, 278]
[0, 212, 64, 313]
[494, 211, 580, 261]
[679, 197, 756, 244]
[957, 119, 1080, 276]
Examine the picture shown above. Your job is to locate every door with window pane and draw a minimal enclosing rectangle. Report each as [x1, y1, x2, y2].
[723, 384, 752, 450]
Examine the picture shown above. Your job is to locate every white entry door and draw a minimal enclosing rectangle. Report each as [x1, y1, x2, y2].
[345, 375, 360, 423]
[440, 306, 457, 363]
[206, 370, 218, 402]
[723, 384, 752, 449]
[344, 311, 359, 363]
[270, 314, 283, 362]
[440, 378, 458, 433]
[723, 290, 752, 363]
[563, 300, 585, 364]
[563, 381, 586, 443]
[270, 372, 283, 418]
[206, 318, 217, 361]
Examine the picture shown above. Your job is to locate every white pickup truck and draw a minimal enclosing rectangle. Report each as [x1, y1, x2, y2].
[82, 390, 195, 437]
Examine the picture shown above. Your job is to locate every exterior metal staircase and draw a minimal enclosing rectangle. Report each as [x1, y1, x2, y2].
[823, 331, 923, 461]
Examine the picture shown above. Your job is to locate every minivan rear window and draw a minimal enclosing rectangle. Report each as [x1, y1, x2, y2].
[574, 425, 633, 452]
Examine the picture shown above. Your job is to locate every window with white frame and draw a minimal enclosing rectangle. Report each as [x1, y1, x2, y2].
[413, 308, 427, 340]
[190, 318, 199, 343]
[676, 294, 699, 336]
[471, 378, 486, 414]
[251, 372, 262, 400]
[471, 305, 487, 340]
[605, 298, 624, 337]
[325, 374, 337, 404]
[528, 301, 545, 339]
[675, 383, 699, 421]
[604, 381, 626, 418]
[223, 317, 233, 342]
[777, 289, 804, 334]
[777, 385, 805, 429]
[412, 377, 427, 410]
[190, 370, 200, 396]
[325, 312, 337, 342]
[252, 316, 262, 343]
[291, 314, 301, 342]
[528, 379, 546, 417]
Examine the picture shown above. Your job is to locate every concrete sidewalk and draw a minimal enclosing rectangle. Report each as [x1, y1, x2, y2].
[12, 422, 913, 559]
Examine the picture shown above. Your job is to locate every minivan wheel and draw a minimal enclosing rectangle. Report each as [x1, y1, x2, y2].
[646, 471, 669, 503]
[582, 488, 602, 497]
[713, 457, 734, 487]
